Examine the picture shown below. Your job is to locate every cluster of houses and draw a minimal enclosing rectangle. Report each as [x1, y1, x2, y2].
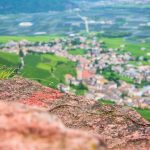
[121, 65, 150, 83]
[0, 34, 150, 109]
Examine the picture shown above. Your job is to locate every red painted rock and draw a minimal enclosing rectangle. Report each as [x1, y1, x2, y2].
[0, 77, 63, 109]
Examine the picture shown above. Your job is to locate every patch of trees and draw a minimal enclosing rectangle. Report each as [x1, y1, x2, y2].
[96, 31, 132, 38]
[71, 38, 81, 45]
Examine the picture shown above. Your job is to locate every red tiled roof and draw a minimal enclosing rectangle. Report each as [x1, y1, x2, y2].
[82, 70, 93, 79]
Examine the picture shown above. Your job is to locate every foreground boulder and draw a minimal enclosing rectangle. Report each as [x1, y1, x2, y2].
[49, 94, 150, 149]
[0, 77, 150, 149]
[0, 102, 106, 150]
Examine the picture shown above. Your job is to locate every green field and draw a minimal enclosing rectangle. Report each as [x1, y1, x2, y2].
[135, 108, 150, 122]
[0, 35, 64, 43]
[0, 51, 20, 67]
[99, 99, 116, 105]
[101, 37, 150, 64]
[0, 51, 76, 88]
[101, 38, 124, 49]
[68, 48, 87, 56]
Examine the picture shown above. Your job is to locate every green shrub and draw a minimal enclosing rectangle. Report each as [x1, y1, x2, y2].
[0, 66, 16, 79]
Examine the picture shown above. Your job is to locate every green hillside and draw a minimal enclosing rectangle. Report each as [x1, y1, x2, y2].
[0, 51, 76, 88]
[0, 35, 63, 44]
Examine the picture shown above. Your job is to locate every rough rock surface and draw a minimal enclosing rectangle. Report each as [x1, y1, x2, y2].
[49, 94, 150, 149]
[0, 77, 63, 109]
[1, 77, 150, 149]
[0, 102, 106, 150]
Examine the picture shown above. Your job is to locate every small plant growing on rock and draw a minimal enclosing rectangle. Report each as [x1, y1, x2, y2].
[0, 66, 15, 79]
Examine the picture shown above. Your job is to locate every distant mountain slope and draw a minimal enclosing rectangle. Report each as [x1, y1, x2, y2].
[1, 0, 149, 14]
[0, 0, 76, 14]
